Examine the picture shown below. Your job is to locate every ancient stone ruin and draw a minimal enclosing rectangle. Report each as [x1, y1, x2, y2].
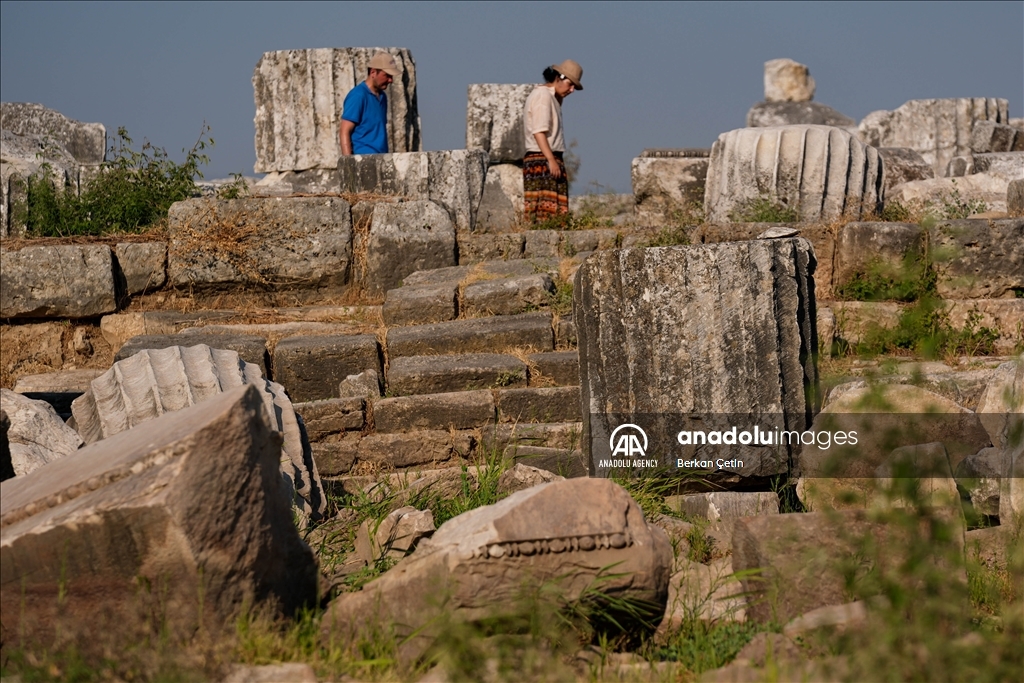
[1, 48, 1022, 681]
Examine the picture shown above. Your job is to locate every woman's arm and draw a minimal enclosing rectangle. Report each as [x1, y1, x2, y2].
[533, 132, 562, 179]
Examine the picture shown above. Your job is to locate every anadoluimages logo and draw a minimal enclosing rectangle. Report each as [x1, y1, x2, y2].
[609, 424, 648, 457]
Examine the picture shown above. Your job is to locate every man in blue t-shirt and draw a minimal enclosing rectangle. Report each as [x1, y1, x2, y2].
[340, 52, 400, 155]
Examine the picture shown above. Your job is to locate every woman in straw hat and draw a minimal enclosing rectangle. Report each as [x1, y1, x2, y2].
[522, 59, 583, 225]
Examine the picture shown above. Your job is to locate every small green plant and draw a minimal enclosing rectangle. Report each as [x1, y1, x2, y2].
[729, 195, 799, 223]
[217, 173, 250, 200]
[548, 279, 573, 316]
[856, 298, 999, 359]
[879, 199, 912, 222]
[493, 370, 525, 388]
[934, 180, 987, 219]
[24, 124, 212, 237]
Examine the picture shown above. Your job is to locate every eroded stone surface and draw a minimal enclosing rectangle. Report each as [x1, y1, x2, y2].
[1, 386, 318, 645]
[387, 353, 527, 395]
[359, 200, 456, 296]
[632, 156, 709, 224]
[1, 245, 116, 319]
[746, 101, 854, 129]
[167, 197, 352, 296]
[338, 150, 487, 232]
[858, 98, 1008, 176]
[476, 163, 524, 231]
[466, 84, 534, 164]
[115, 242, 167, 296]
[704, 126, 882, 223]
[272, 334, 381, 403]
[1, 389, 82, 478]
[877, 148, 934, 193]
[763, 58, 814, 103]
[929, 219, 1024, 299]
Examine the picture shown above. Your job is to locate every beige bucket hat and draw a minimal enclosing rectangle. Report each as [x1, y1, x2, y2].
[369, 52, 400, 77]
[551, 59, 584, 90]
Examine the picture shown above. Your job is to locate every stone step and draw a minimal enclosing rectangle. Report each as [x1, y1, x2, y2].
[386, 311, 555, 358]
[503, 445, 588, 478]
[496, 386, 581, 423]
[387, 353, 528, 395]
[372, 390, 495, 433]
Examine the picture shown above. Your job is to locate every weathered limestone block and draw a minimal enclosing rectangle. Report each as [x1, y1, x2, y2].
[523, 229, 560, 257]
[971, 152, 1024, 181]
[0, 386, 318, 644]
[999, 442, 1024, 523]
[462, 273, 555, 317]
[858, 98, 1008, 176]
[115, 242, 167, 295]
[382, 283, 458, 326]
[746, 101, 854, 129]
[252, 169, 340, 196]
[665, 492, 779, 521]
[889, 173, 1010, 214]
[874, 442, 961, 509]
[358, 200, 456, 296]
[252, 48, 420, 173]
[475, 163, 524, 231]
[354, 506, 435, 564]
[877, 148, 934, 193]
[527, 350, 579, 386]
[117, 332, 270, 376]
[272, 334, 381, 403]
[970, 121, 1019, 154]
[763, 58, 815, 103]
[832, 222, 924, 292]
[323, 478, 672, 649]
[0, 245, 116, 319]
[506, 445, 587, 478]
[929, 219, 1024, 299]
[387, 312, 554, 357]
[70, 345, 326, 520]
[946, 155, 975, 177]
[386, 353, 527, 396]
[466, 84, 535, 164]
[167, 197, 352, 294]
[1, 102, 105, 164]
[293, 397, 365, 441]
[632, 151, 709, 222]
[1, 389, 82, 479]
[338, 368, 381, 399]
[575, 239, 818, 479]
[373, 390, 495, 433]
[704, 126, 882, 223]
[1009, 179, 1024, 217]
[458, 232, 525, 263]
[497, 386, 581, 423]
[356, 429, 475, 468]
[338, 150, 488, 232]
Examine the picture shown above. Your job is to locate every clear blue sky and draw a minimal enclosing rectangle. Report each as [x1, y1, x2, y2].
[2, 1, 1022, 193]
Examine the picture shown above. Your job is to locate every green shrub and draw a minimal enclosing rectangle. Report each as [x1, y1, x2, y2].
[856, 298, 999, 359]
[24, 125, 212, 237]
[934, 180, 987, 219]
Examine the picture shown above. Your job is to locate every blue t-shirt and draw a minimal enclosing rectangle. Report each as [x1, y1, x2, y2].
[342, 81, 388, 154]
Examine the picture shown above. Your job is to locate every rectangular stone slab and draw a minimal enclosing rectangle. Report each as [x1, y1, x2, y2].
[527, 351, 580, 386]
[273, 334, 381, 402]
[387, 353, 527, 396]
[387, 312, 553, 358]
[372, 390, 495, 433]
[497, 386, 582, 423]
[0, 385, 317, 645]
[1, 245, 116, 319]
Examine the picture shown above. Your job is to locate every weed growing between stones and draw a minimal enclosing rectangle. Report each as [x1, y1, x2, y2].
[835, 253, 936, 303]
[24, 125, 214, 237]
[728, 195, 799, 223]
[934, 180, 988, 220]
[854, 300, 999, 359]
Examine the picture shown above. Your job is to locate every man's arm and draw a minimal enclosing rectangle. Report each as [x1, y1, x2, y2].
[533, 132, 562, 179]
[339, 119, 356, 156]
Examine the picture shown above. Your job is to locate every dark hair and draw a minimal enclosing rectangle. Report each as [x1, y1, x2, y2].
[542, 66, 559, 83]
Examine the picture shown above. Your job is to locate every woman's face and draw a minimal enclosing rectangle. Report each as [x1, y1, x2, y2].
[554, 75, 575, 98]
